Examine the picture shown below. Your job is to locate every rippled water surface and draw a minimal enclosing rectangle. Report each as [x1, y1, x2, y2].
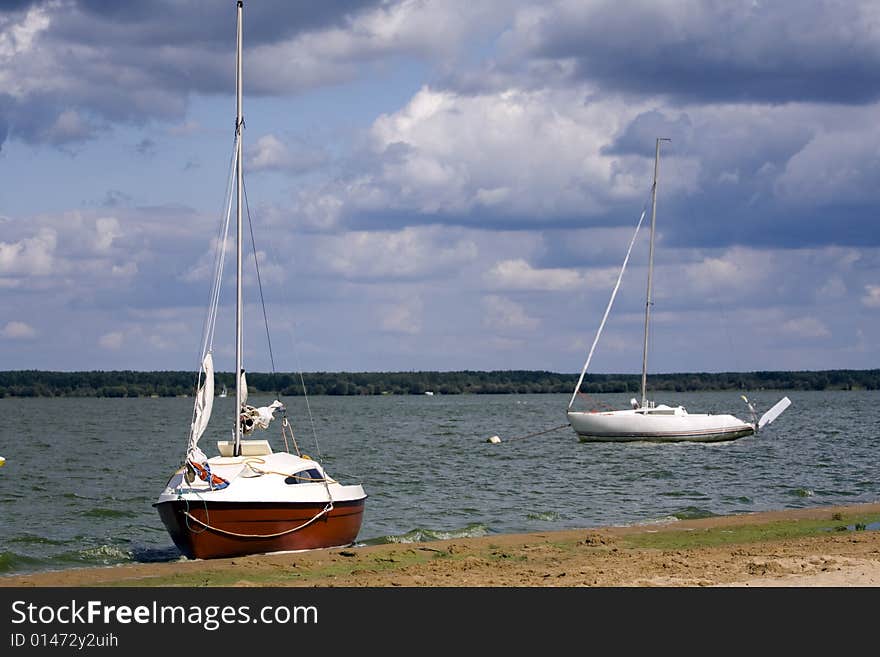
[0, 390, 877, 575]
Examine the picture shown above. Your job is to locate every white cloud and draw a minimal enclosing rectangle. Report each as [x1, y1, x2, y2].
[246, 134, 327, 173]
[94, 217, 121, 253]
[679, 247, 768, 298]
[482, 295, 539, 332]
[817, 276, 847, 301]
[775, 129, 880, 204]
[99, 332, 124, 350]
[248, 134, 290, 171]
[485, 259, 583, 291]
[111, 262, 138, 277]
[321, 226, 478, 279]
[380, 297, 423, 335]
[0, 227, 56, 276]
[1, 321, 36, 339]
[862, 284, 880, 308]
[781, 317, 831, 339]
[0, 4, 51, 95]
[364, 85, 635, 218]
[43, 108, 94, 144]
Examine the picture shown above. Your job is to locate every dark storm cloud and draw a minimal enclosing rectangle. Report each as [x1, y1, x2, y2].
[0, 106, 8, 152]
[69, 0, 379, 46]
[520, 1, 880, 105]
[0, 0, 39, 13]
[0, 0, 382, 149]
[602, 110, 693, 156]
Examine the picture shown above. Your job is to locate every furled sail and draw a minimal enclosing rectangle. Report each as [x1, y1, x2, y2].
[239, 369, 248, 406]
[184, 352, 228, 489]
[186, 352, 215, 458]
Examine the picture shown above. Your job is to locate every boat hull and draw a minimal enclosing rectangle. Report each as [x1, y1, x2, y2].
[155, 497, 366, 560]
[567, 410, 755, 443]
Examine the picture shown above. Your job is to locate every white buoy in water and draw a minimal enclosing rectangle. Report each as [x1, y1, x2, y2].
[487, 435, 502, 444]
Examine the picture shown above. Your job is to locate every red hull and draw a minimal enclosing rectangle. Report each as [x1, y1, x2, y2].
[155, 498, 366, 560]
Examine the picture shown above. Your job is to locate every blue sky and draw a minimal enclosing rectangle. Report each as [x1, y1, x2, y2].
[1, 0, 879, 375]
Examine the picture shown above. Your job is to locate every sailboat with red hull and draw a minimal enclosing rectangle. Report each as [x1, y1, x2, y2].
[154, 1, 366, 560]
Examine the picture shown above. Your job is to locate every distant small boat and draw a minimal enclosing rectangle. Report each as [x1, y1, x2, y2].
[219, 386, 227, 398]
[424, 391, 434, 396]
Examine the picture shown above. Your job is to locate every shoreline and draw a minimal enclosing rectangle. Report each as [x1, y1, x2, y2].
[3, 501, 880, 587]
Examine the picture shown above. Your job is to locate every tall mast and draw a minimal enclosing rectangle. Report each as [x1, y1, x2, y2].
[640, 137, 670, 408]
[234, 0, 244, 457]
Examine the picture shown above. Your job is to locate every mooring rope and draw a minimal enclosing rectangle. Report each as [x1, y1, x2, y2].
[493, 423, 571, 443]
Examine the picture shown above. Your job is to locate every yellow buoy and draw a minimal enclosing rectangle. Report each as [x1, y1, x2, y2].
[0, 456, 6, 467]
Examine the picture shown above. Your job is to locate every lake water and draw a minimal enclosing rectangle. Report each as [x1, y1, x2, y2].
[0, 390, 878, 576]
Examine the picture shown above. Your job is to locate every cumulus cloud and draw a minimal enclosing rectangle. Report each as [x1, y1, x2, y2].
[98, 331, 124, 350]
[781, 317, 831, 339]
[0, 227, 56, 276]
[680, 247, 768, 299]
[0, 0, 511, 150]
[294, 84, 679, 231]
[1, 320, 35, 339]
[94, 217, 121, 252]
[485, 258, 583, 291]
[320, 226, 478, 279]
[862, 284, 880, 308]
[482, 295, 539, 332]
[380, 296, 423, 334]
[3, 1, 880, 373]
[774, 128, 880, 205]
[246, 134, 328, 173]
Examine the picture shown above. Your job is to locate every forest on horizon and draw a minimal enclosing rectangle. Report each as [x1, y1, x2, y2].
[0, 368, 877, 398]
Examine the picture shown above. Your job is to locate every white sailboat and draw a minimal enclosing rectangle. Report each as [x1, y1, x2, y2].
[154, 1, 366, 559]
[566, 138, 790, 443]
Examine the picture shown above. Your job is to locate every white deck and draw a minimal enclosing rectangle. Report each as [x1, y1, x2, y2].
[156, 449, 366, 504]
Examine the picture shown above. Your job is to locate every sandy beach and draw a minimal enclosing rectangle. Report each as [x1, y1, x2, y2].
[2, 502, 879, 588]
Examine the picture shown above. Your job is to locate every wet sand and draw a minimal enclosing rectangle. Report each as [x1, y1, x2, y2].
[3, 502, 880, 587]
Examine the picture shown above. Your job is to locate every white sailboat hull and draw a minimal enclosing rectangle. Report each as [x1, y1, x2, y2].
[567, 405, 755, 443]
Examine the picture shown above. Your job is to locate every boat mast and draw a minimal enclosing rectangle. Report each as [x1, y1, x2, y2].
[234, 0, 244, 457]
[640, 137, 669, 408]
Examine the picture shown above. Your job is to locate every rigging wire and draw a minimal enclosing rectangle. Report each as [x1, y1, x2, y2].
[240, 175, 324, 462]
[293, 326, 323, 462]
[200, 131, 240, 364]
[186, 131, 240, 441]
[242, 177, 277, 380]
[568, 190, 653, 410]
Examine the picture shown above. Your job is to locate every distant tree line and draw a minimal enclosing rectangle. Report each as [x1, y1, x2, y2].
[0, 369, 877, 398]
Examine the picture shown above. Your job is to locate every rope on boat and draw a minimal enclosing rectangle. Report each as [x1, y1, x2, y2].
[183, 502, 334, 539]
[245, 462, 337, 484]
[487, 423, 571, 444]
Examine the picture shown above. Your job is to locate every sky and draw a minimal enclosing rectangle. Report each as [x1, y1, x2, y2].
[1, 0, 879, 375]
